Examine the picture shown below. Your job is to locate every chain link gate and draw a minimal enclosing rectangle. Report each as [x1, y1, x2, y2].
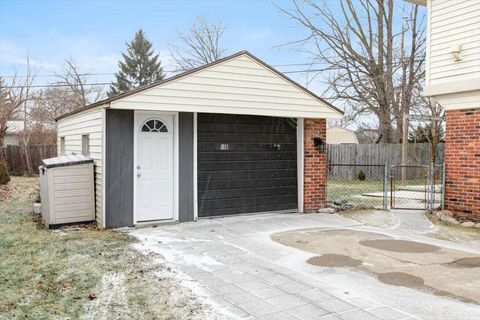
[389, 164, 444, 210]
[326, 163, 444, 211]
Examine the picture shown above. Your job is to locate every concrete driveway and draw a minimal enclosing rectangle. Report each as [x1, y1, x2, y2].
[129, 212, 480, 320]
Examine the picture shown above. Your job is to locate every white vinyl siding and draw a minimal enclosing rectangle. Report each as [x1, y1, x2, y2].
[432, 90, 480, 111]
[57, 105, 104, 226]
[110, 54, 341, 118]
[427, 0, 480, 86]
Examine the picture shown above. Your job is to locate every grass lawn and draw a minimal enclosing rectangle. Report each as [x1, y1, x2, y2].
[327, 179, 430, 209]
[0, 176, 210, 319]
[425, 214, 480, 247]
[327, 179, 385, 208]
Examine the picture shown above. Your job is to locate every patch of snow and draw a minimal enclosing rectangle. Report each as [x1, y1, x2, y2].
[132, 243, 236, 320]
[81, 272, 128, 320]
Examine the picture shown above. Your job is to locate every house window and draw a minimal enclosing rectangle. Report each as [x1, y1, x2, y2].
[81, 135, 90, 156]
[60, 137, 65, 155]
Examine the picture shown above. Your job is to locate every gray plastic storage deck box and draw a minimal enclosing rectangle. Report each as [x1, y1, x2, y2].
[40, 154, 95, 228]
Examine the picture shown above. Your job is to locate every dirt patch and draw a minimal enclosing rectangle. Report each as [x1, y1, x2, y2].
[445, 257, 480, 269]
[378, 272, 425, 288]
[340, 209, 397, 228]
[312, 229, 387, 238]
[359, 239, 441, 253]
[425, 214, 480, 246]
[307, 254, 362, 268]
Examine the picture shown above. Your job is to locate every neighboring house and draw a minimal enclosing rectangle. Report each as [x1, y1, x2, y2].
[326, 126, 358, 144]
[56, 51, 343, 228]
[407, 0, 480, 218]
[2, 121, 23, 146]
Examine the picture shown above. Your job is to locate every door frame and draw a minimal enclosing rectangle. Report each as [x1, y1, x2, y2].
[133, 110, 179, 224]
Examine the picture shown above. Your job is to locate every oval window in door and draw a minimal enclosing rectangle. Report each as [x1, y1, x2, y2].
[141, 119, 168, 133]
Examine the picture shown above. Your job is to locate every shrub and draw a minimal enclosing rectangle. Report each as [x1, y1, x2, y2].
[0, 161, 10, 185]
[357, 169, 366, 181]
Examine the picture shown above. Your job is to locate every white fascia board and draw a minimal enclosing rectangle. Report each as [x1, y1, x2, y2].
[109, 101, 342, 119]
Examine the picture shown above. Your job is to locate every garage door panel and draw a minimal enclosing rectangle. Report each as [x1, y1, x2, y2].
[198, 151, 297, 162]
[199, 123, 295, 134]
[198, 142, 296, 152]
[198, 160, 296, 171]
[198, 169, 297, 181]
[199, 195, 298, 210]
[198, 177, 297, 190]
[198, 113, 297, 217]
[199, 203, 298, 217]
[199, 185, 297, 200]
[198, 132, 296, 143]
[198, 113, 295, 125]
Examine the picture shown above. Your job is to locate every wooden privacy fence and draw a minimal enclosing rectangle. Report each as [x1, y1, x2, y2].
[327, 143, 444, 180]
[0, 145, 57, 175]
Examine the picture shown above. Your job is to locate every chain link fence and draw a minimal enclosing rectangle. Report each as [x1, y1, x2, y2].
[327, 164, 387, 210]
[327, 163, 444, 211]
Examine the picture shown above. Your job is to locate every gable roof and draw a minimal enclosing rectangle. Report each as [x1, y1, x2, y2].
[57, 50, 343, 121]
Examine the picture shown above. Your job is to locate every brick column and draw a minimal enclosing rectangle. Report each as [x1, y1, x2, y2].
[444, 108, 480, 220]
[303, 118, 327, 212]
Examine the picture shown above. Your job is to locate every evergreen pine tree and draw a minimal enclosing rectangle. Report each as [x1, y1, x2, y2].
[108, 29, 165, 97]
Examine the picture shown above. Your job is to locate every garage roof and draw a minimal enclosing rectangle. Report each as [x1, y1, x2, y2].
[57, 51, 343, 120]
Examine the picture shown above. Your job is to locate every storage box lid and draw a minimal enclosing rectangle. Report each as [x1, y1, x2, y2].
[42, 154, 94, 169]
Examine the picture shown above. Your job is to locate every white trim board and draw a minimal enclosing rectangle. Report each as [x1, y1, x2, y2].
[297, 118, 304, 213]
[193, 112, 198, 221]
[101, 107, 107, 228]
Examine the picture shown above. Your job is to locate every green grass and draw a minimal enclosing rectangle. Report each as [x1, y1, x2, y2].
[0, 177, 206, 319]
[327, 179, 431, 209]
[327, 179, 385, 208]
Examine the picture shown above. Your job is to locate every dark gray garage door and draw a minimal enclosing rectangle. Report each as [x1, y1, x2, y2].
[197, 113, 297, 217]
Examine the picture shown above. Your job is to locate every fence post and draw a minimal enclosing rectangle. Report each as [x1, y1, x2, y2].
[426, 162, 435, 212]
[383, 162, 389, 211]
[441, 162, 445, 210]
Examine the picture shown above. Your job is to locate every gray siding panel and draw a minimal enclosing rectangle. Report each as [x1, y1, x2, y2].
[179, 112, 194, 222]
[105, 109, 134, 228]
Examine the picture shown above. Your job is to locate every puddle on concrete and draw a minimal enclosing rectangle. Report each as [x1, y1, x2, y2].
[307, 254, 363, 268]
[378, 272, 425, 288]
[272, 228, 480, 304]
[359, 239, 441, 253]
[445, 257, 480, 268]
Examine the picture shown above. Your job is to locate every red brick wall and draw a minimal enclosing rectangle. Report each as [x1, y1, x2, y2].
[444, 108, 480, 220]
[304, 118, 327, 212]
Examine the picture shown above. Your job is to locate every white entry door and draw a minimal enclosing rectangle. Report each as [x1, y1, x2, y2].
[136, 113, 174, 222]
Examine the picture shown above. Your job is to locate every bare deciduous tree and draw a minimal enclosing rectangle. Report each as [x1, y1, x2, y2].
[31, 58, 104, 123]
[280, 0, 427, 143]
[0, 64, 36, 146]
[170, 17, 226, 71]
[56, 58, 103, 109]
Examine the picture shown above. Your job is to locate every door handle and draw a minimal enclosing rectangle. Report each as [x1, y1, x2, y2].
[137, 172, 141, 178]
